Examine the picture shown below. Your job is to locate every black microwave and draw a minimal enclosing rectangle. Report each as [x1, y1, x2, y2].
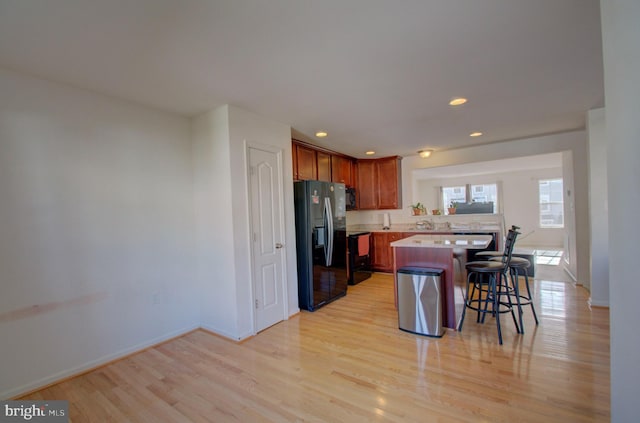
[346, 187, 356, 210]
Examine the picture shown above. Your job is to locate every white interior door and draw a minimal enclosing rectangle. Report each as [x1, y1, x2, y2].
[249, 146, 286, 332]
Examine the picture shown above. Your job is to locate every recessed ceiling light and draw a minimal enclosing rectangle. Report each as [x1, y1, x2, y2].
[365, 151, 376, 155]
[418, 150, 433, 158]
[470, 132, 483, 137]
[315, 131, 328, 138]
[449, 97, 467, 106]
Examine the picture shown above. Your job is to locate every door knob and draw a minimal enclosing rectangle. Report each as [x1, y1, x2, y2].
[275, 243, 283, 249]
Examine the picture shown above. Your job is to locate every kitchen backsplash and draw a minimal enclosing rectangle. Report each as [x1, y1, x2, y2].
[346, 209, 505, 231]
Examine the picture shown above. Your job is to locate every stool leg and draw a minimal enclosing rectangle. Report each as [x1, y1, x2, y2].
[491, 273, 503, 345]
[498, 271, 519, 335]
[523, 273, 539, 325]
[480, 273, 492, 323]
[458, 272, 473, 331]
[510, 268, 525, 333]
[505, 271, 520, 334]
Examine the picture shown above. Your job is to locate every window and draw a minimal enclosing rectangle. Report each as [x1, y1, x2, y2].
[539, 178, 564, 228]
[441, 183, 498, 213]
[442, 186, 466, 209]
[470, 184, 497, 210]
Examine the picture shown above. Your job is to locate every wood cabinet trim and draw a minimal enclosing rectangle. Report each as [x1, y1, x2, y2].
[292, 139, 356, 161]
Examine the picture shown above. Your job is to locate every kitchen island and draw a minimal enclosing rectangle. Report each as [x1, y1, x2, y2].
[390, 234, 493, 330]
[345, 224, 501, 273]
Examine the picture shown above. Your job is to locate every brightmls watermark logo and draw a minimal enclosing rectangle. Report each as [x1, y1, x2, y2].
[1, 401, 68, 422]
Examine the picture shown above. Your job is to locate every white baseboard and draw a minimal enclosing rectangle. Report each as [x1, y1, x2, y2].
[288, 307, 300, 317]
[589, 298, 610, 308]
[199, 323, 248, 341]
[563, 266, 577, 282]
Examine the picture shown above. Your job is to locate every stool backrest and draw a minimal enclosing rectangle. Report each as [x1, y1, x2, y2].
[500, 228, 520, 266]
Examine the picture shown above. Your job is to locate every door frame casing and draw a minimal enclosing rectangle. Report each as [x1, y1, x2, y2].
[246, 141, 289, 335]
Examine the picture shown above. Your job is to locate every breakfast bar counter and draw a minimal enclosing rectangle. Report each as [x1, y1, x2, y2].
[390, 234, 493, 329]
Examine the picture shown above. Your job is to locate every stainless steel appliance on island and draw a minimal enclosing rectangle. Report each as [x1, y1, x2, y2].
[294, 180, 348, 311]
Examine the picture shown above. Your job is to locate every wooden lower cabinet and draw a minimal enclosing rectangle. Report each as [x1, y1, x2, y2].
[371, 233, 388, 272]
[370, 231, 499, 273]
[371, 232, 411, 273]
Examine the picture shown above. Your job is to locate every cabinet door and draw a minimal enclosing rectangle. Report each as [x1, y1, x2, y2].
[317, 151, 331, 182]
[371, 232, 408, 273]
[296, 144, 317, 181]
[331, 155, 354, 187]
[371, 232, 389, 271]
[386, 232, 406, 273]
[356, 159, 377, 209]
[376, 157, 402, 209]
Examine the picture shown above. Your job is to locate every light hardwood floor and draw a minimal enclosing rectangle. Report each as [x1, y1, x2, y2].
[21, 273, 610, 422]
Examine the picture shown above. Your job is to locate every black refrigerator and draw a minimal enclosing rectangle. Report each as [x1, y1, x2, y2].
[294, 180, 348, 311]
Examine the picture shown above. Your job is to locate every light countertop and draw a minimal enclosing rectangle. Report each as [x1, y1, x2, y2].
[347, 223, 501, 234]
[390, 234, 492, 249]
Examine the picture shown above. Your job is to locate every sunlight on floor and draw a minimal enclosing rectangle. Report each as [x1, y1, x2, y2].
[538, 280, 568, 318]
[535, 249, 563, 266]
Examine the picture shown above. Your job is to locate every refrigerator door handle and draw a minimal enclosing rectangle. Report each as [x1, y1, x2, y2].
[322, 201, 328, 264]
[324, 197, 334, 266]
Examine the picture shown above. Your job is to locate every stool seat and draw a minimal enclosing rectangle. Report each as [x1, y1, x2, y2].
[465, 260, 507, 273]
[489, 256, 531, 268]
[475, 251, 502, 258]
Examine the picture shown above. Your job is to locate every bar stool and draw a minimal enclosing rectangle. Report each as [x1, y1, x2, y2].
[488, 255, 539, 333]
[476, 226, 539, 334]
[458, 229, 520, 345]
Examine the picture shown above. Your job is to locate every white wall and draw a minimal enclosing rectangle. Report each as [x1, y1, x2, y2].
[587, 108, 609, 305]
[193, 105, 296, 340]
[192, 106, 239, 338]
[0, 68, 199, 399]
[601, 1, 640, 420]
[0, 69, 296, 398]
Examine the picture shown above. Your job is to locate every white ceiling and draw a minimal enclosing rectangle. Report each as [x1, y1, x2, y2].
[413, 152, 563, 180]
[0, 0, 603, 158]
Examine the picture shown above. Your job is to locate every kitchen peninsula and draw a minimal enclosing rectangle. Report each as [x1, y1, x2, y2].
[348, 224, 501, 273]
[390, 234, 493, 330]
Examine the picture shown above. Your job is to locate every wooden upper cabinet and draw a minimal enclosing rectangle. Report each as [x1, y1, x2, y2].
[317, 151, 331, 182]
[295, 144, 317, 181]
[331, 155, 354, 187]
[292, 140, 400, 210]
[356, 156, 402, 210]
[356, 159, 377, 209]
[377, 156, 402, 209]
[292, 139, 357, 187]
[292, 144, 299, 179]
